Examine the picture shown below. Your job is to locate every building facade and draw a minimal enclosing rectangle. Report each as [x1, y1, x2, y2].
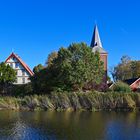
[5, 53, 34, 85]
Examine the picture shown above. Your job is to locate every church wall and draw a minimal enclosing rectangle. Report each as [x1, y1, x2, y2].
[100, 53, 108, 71]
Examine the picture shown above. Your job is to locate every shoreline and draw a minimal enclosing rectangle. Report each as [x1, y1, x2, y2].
[0, 107, 138, 112]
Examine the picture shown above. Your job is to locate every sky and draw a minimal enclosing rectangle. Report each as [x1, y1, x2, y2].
[0, 0, 140, 70]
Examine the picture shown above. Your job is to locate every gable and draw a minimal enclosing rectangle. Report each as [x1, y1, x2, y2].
[5, 53, 34, 76]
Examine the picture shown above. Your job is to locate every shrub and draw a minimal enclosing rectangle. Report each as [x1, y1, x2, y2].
[11, 83, 33, 97]
[111, 81, 131, 93]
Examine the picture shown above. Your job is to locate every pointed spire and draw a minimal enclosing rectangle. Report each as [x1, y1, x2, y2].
[90, 25, 107, 53]
[90, 25, 102, 48]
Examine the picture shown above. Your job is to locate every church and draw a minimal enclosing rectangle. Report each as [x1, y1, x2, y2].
[90, 25, 108, 80]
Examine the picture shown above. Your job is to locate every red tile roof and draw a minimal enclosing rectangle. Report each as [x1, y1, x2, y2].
[5, 53, 34, 76]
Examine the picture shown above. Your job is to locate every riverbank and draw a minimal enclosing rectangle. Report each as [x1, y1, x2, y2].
[0, 91, 140, 111]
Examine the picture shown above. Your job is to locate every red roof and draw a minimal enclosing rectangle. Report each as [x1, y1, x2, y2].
[5, 53, 34, 76]
[130, 78, 140, 87]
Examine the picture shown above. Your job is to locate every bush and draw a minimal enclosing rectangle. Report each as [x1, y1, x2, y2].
[111, 81, 131, 93]
[11, 83, 33, 97]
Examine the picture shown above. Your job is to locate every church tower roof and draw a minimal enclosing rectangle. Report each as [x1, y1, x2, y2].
[90, 25, 107, 54]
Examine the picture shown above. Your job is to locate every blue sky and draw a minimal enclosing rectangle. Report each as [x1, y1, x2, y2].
[0, 0, 140, 70]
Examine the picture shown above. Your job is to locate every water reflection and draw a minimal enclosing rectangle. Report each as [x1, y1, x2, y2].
[0, 111, 140, 140]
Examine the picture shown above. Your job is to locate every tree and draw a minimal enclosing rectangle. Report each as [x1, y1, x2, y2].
[130, 61, 140, 78]
[46, 51, 58, 67]
[31, 43, 105, 92]
[0, 62, 16, 94]
[121, 55, 131, 64]
[33, 64, 44, 74]
[31, 68, 48, 93]
[111, 55, 140, 81]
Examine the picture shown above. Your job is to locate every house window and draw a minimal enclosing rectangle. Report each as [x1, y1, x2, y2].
[12, 57, 16, 62]
[15, 63, 18, 68]
[10, 63, 13, 68]
[22, 70, 26, 76]
[22, 78, 25, 84]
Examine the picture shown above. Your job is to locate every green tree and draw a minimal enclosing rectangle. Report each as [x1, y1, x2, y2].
[130, 61, 140, 78]
[0, 62, 16, 94]
[31, 43, 105, 92]
[111, 55, 140, 81]
[31, 68, 48, 93]
[33, 64, 44, 74]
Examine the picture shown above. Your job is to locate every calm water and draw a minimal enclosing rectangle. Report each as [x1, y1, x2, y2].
[0, 111, 140, 140]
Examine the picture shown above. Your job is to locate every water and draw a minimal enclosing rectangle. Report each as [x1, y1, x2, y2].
[0, 111, 140, 140]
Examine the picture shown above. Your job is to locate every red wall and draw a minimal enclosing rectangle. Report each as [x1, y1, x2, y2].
[130, 79, 140, 91]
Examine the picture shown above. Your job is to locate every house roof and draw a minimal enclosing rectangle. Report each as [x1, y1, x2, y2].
[124, 78, 139, 85]
[90, 25, 107, 54]
[5, 52, 34, 76]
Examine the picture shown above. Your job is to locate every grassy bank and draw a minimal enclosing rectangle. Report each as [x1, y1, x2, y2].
[0, 91, 140, 111]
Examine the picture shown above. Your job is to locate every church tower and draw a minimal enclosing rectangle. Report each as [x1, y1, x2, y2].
[90, 25, 108, 80]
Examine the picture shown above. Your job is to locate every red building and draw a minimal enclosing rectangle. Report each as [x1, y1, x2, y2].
[124, 78, 140, 91]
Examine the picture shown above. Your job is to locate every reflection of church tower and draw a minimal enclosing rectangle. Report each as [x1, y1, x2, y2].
[90, 25, 108, 80]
